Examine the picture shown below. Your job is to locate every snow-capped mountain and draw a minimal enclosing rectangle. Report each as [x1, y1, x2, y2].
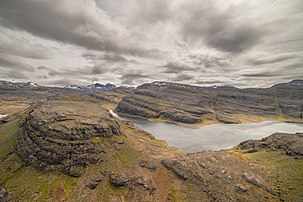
[0, 80, 39, 89]
[272, 79, 303, 88]
[66, 83, 116, 91]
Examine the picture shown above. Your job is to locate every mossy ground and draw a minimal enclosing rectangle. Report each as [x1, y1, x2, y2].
[0, 110, 156, 201]
[239, 150, 303, 201]
[0, 118, 20, 158]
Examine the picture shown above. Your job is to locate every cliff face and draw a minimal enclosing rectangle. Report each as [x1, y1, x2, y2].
[116, 81, 303, 124]
[17, 101, 124, 177]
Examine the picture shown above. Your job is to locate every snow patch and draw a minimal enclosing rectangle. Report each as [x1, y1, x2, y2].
[109, 110, 120, 119]
[0, 114, 8, 119]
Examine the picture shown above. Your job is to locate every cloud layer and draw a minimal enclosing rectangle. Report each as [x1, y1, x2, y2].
[0, 0, 302, 87]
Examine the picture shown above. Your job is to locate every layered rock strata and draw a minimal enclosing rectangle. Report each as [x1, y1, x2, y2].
[116, 81, 303, 124]
[17, 101, 123, 176]
[238, 132, 303, 157]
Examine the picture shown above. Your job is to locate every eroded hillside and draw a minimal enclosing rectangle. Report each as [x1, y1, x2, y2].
[116, 81, 303, 124]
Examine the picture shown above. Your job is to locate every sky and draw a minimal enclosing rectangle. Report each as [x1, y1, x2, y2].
[0, 0, 302, 87]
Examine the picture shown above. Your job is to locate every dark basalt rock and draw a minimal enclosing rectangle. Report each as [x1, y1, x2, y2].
[17, 101, 124, 177]
[139, 160, 157, 171]
[116, 101, 159, 119]
[238, 132, 303, 157]
[235, 184, 247, 193]
[109, 172, 156, 195]
[161, 159, 191, 180]
[161, 110, 202, 124]
[241, 173, 263, 187]
[116, 80, 303, 124]
[109, 173, 130, 187]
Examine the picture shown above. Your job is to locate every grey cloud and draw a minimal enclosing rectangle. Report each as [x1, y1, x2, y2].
[247, 53, 297, 66]
[127, 0, 171, 25]
[120, 70, 151, 85]
[36, 65, 53, 71]
[172, 74, 194, 82]
[161, 61, 196, 74]
[48, 68, 87, 77]
[0, 55, 35, 72]
[0, 0, 157, 57]
[43, 79, 86, 87]
[0, 31, 51, 59]
[37, 75, 48, 80]
[241, 61, 303, 78]
[207, 25, 265, 53]
[98, 0, 171, 25]
[81, 52, 138, 65]
[82, 53, 128, 63]
[179, 1, 266, 53]
[241, 71, 303, 79]
[91, 63, 112, 74]
[241, 72, 280, 78]
[47, 63, 117, 77]
[0, 0, 302, 88]
[6, 71, 28, 79]
[48, 70, 61, 77]
[43, 75, 100, 86]
[187, 53, 230, 68]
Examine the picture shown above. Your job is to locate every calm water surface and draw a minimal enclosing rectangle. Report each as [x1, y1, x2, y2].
[118, 114, 303, 152]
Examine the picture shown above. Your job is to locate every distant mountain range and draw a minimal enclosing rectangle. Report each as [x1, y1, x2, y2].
[0, 80, 116, 91]
[0, 79, 302, 91]
[272, 79, 303, 88]
[0, 80, 39, 89]
[65, 83, 116, 91]
[139, 79, 303, 90]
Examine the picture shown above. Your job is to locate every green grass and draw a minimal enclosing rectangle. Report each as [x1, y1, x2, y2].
[243, 150, 303, 201]
[0, 115, 78, 201]
[0, 118, 20, 158]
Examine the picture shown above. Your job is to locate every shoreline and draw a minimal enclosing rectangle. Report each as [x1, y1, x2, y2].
[116, 111, 303, 128]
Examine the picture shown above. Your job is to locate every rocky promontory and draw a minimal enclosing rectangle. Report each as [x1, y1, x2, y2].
[17, 100, 125, 177]
[238, 132, 303, 157]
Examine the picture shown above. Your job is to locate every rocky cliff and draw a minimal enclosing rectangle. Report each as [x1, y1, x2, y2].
[238, 132, 303, 157]
[17, 101, 124, 177]
[116, 80, 303, 124]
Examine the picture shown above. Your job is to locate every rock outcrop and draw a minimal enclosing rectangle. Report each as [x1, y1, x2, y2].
[160, 150, 273, 201]
[0, 186, 12, 202]
[238, 132, 303, 157]
[17, 101, 124, 177]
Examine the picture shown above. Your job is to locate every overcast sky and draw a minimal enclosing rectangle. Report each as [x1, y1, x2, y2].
[0, 0, 302, 87]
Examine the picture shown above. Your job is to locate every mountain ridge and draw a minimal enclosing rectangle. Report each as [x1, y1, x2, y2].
[1, 79, 303, 90]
